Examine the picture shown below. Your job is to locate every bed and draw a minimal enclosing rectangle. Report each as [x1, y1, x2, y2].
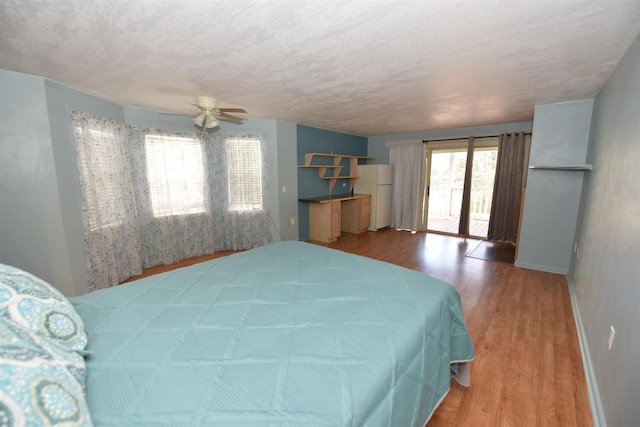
[1, 241, 474, 426]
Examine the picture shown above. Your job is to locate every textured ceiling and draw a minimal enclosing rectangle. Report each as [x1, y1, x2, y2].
[1, 0, 639, 136]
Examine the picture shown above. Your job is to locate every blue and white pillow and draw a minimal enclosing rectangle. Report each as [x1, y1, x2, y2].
[0, 264, 87, 352]
[0, 313, 93, 426]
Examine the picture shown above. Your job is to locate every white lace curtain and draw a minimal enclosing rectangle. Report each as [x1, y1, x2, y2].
[389, 143, 427, 233]
[72, 112, 272, 291]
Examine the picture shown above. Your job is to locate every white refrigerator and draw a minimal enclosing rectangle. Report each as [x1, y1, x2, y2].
[354, 164, 393, 231]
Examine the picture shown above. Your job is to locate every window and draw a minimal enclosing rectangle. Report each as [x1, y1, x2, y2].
[73, 111, 273, 290]
[225, 137, 263, 211]
[426, 138, 498, 238]
[145, 134, 206, 217]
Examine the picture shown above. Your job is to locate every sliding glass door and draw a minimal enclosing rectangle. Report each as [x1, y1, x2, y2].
[426, 148, 467, 234]
[425, 139, 498, 238]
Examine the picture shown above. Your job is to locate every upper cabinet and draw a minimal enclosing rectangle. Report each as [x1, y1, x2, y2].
[299, 153, 374, 195]
[526, 100, 593, 167]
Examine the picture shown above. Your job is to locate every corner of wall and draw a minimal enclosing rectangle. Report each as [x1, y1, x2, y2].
[0, 71, 77, 296]
[566, 274, 606, 427]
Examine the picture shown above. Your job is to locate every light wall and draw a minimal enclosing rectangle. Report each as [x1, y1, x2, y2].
[0, 72, 75, 294]
[570, 32, 640, 426]
[44, 79, 126, 296]
[275, 121, 299, 241]
[516, 99, 594, 274]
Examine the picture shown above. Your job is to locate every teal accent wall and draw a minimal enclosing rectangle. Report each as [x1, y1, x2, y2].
[296, 125, 367, 241]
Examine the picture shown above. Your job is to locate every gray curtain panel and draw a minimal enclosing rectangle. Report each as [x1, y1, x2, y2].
[458, 136, 475, 236]
[487, 132, 526, 244]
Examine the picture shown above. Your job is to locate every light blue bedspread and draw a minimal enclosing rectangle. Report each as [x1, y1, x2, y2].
[71, 241, 474, 426]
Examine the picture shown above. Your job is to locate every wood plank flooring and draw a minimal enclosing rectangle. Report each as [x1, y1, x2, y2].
[127, 229, 593, 426]
[467, 240, 516, 264]
[122, 250, 239, 283]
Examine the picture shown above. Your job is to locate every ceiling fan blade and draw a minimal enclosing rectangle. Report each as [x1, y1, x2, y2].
[218, 112, 244, 122]
[218, 108, 247, 113]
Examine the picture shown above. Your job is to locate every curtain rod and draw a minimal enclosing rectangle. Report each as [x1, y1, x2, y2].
[422, 132, 532, 143]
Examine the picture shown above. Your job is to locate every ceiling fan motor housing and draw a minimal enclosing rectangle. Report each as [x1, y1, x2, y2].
[196, 96, 217, 110]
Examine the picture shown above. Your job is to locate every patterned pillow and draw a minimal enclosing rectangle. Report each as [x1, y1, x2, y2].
[0, 313, 93, 426]
[0, 264, 88, 353]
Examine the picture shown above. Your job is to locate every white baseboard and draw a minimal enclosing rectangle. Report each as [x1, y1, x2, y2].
[566, 274, 606, 427]
[514, 260, 567, 274]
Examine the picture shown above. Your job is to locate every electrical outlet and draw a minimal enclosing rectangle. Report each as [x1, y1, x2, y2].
[282, 185, 287, 193]
[608, 325, 615, 350]
[288, 218, 295, 226]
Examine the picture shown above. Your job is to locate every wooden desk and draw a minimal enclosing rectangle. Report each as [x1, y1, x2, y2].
[299, 194, 371, 243]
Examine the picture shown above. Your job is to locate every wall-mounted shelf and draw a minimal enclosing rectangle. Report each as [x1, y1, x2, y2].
[299, 153, 374, 195]
[529, 164, 592, 171]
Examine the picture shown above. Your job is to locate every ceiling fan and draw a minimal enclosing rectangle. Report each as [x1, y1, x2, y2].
[191, 96, 247, 129]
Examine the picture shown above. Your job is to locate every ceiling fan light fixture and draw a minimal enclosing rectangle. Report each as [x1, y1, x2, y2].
[190, 96, 245, 128]
[205, 116, 219, 129]
[192, 112, 205, 127]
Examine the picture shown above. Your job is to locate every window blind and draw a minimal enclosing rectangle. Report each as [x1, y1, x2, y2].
[145, 134, 206, 217]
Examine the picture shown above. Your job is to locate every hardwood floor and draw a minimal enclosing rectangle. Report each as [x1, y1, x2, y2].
[321, 229, 593, 426]
[122, 250, 239, 283]
[127, 229, 593, 426]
